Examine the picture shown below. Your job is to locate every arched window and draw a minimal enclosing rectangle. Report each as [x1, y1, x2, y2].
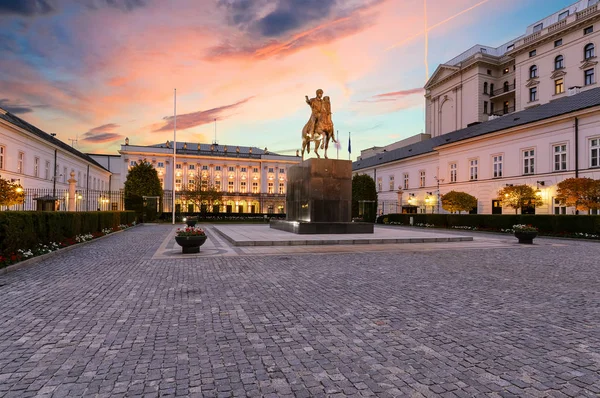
[555, 55, 564, 70]
[490, 83, 495, 95]
[585, 43, 595, 60]
[503, 81, 509, 92]
[483, 82, 488, 94]
[529, 65, 538, 78]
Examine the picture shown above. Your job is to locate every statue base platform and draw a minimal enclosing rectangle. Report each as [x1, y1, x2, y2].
[270, 220, 374, 235]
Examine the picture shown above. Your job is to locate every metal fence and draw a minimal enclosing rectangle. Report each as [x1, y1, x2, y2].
[5, 189, 286, 213]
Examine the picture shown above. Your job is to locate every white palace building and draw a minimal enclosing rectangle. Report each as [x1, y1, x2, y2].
[353, 0, 600, 215]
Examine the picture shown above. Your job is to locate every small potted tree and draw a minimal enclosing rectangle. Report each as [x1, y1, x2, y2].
[512, 224, 538, 244]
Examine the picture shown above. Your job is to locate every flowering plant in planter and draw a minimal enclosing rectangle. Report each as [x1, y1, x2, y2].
[512, 224, 538, 232]
[176, 227, 206, 237]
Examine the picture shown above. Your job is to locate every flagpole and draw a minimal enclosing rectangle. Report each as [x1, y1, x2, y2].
[336, 130, 339, 160]
[172, 88, 177, 225]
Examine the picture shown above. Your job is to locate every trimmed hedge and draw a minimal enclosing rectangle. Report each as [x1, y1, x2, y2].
[0, 211, 136, 256]
[158, 212, 286, 222]
[377, 214, 600, 235]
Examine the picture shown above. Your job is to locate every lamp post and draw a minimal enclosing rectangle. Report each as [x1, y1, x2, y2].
[434, 176, 444, 213]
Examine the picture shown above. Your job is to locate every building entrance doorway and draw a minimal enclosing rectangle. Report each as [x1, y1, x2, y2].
[492, 200, 502, 214]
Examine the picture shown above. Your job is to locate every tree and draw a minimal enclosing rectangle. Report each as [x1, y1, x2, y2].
[123, 161, 163, 220]
[555, 177, 600, 212]
[0, 177, 25, 209]
[497, 184, 540, 214]
[440, 190, 477, 214]
[179, 183, 223, 212]
[352, 174, 377, 222]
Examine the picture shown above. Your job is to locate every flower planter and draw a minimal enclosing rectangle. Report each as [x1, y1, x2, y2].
[175, 235, 207, 253]
[514, 231, 538, 244]
[185, 219, 197, 227]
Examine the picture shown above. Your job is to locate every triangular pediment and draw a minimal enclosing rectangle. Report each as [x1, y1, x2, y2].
[551, 69, 567, 79]
[580, 59, 598, 70]
[425, 64, 460, 89]
[525, 79, 539, 88]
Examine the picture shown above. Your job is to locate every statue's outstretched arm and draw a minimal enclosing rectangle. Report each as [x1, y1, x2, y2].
[305, 96, 311, 106]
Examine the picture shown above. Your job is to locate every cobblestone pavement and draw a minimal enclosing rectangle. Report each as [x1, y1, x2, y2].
[1, 224, 600, 397]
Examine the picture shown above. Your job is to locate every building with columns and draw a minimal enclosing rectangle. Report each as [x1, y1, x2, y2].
[96, 141, 301, 214]
[426, 0, 600, 137]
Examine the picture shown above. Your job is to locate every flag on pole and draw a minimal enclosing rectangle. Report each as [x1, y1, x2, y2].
[348, 132, 351, 158]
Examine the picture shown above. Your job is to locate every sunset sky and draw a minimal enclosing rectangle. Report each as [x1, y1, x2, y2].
[0, 0, 576, 157]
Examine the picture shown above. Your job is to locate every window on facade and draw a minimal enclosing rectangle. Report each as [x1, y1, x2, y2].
[0, 146, 4, 170]
[389, 175, 395, 191]
[188, 179, 196, 190]
[554, 198, 567, 215]
[252, 182, 259, 193]
[34, 157, 39, 177]
[77, 171, 81, 187]
[63, 167, 67, 183]
[129, 160, 136, 167]
[523, 149, 535, 174]
[529, 65, 537, 78]
[377, 177, 382, 192]
[585, 68, 595, 85]
[228, 166, 234, 172]
[279, 168, 285, 174]
[487, 69, 492, 75]
[214, 180, 221, 191]
[584, 26, 594, 35]
[490, 83, 495, 94]
[529, 49, 537, 57]
[469, 159, 478, 181]
[202, 165, 208, 170]
[591, 138, 600, 167]
[483, 82, 488, 94]
[279, 182, 285, 194]
[558, 10, 569, 21]
[201, 179, 208, 191]
[555, 55, 564, 70]
[159, 178, 164, 188]
[450, 163, 457, 183]
[419, 171, 426, 187]
[187, 164, 194, 170]
[253, 167, 259, 173]
[585, 43, 595, 59]
[268, 168, 274, 173]
[507, 44, 514, 51]
[493, 155, 503, 178]
[17, 152, 24, 174]
[555, 78, 564, 94]
[45, 161, 50, 179]
[484, 101, 488, 114]
[403, 173, 409, 190]
[215, 166, 222, 171]
[529, 87, 538, 102]
[553, 144, 567, 171]
[533, 24, 543, 33]
[157, 162, 164, 168]
[175, 178, 181, 191]
[555, 39, 563, 47]
[175, 163, 183, 169]
[241, 167, 247, 172]
[240, 181, 247, 193]
[228, 181, 234, 193]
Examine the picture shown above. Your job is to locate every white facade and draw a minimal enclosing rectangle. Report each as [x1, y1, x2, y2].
[426, 0, 600, 137]
[110, 141, 302, 214]
[0, 107, 111, 210]
[354, 98, 600, 215]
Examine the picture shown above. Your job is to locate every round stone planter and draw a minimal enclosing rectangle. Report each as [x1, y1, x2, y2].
[514, 231, 538, 244]
[175, 235, 207, 253]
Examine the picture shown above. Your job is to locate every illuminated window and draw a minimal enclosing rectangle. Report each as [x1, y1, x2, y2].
[252, 182, 259, 193]
[279, 182, 285, 194]
[228, 181, 234, 193]
[240, 181, 247, 193]
[268, 182, 274, 194]
[555, 78, 564, 94]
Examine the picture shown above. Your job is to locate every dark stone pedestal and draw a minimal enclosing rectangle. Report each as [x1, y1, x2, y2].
[270, 158, 373, 234]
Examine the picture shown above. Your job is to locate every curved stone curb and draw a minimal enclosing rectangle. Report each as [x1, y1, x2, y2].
[0, 225, 140, 275]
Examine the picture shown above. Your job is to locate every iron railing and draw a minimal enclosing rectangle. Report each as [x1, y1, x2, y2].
[490, 84, 516, 97]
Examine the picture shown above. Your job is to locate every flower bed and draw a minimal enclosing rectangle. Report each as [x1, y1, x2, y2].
[0, 222, 135, 269]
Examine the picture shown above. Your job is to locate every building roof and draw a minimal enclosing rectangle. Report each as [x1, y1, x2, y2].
[0, 109, 109, 172]
[353, 87, 600, 171]
[132, 141, 299, 160]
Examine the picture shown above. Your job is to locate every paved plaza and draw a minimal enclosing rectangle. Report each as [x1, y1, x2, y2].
[1, 224, 600, 397]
